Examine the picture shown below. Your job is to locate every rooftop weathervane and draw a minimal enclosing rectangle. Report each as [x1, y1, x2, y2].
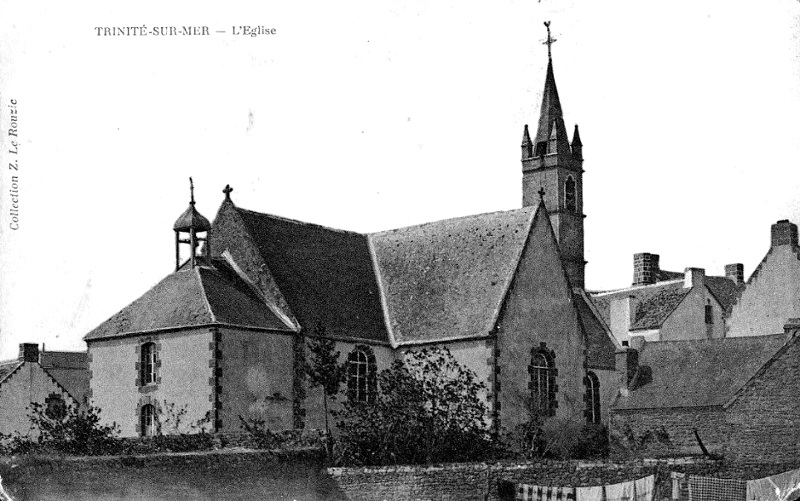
[542, 21, 557, 59]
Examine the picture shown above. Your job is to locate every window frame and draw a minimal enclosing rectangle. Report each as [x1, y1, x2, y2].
[584, 371, 601, 424]
[347, 345, 377, 404]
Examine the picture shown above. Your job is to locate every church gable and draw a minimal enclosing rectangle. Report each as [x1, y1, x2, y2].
[493, 203, 590, 430]
[369, 207, 536, 345]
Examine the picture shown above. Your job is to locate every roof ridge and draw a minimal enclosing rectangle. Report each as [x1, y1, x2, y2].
[366, 236, 398, 348]
[723, 332, 799, 409]
[236, 207, 362, 236]
[369, 206, 535, 237]
[0, 361, 24, 387]
[591, 279, 684, 297]
[195, 267, 218, 324]
[641, 332, 787, 347]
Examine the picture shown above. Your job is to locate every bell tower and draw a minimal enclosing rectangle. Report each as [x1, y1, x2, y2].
[173, 177, 212, 270]
[521, 22, 586, 288]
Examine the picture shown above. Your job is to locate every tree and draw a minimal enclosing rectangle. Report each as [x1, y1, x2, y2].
[304, 326, 346, 438]
[26, 402, 121, 455]
[334, 346, 492, 466]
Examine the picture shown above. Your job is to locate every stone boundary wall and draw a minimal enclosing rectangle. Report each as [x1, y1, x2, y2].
[327, 458, 800, 501]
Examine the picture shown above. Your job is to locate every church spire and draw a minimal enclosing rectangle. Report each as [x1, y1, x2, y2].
[533, 26, 570, 157]
[173, 177, 211, 270]
[521, 22, 586, 288]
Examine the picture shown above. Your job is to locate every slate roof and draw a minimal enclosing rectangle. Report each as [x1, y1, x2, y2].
[40, 351, 90, 405]
[369, 207, 536, 344]
[613, 334, 790, 410]
[0, 360, 22, 384]
[590, 280, 689, 331]
[84, 265, 292, 341]
[705, 275, 745, 315]
[235, 209, 389, 343]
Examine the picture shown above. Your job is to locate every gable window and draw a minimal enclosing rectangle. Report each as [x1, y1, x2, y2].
[584, 371, 601, 424]
[565, 176, 577, 212]
[529, 346, 557, 417]
[705, 301, 713, 324]
[45, 393, 67, 420]
[347, 346, 377, 403]
[140, 342, 157, 386]
[140, 404, 156, 437]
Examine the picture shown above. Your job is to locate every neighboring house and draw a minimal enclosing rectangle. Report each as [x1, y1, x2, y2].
[84, 49, 619, 437]
[0, 344, 89, 436]
[727, 219, 800, 337]
[589, 255, 744, 344]
[610, 320, 800, 463]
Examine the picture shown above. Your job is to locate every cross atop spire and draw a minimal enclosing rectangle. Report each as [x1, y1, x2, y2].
[538, 187, 546, 202]
[542, 21, 557, 60]
[223, 184, 233, 200]
[189, 177, 196, 205]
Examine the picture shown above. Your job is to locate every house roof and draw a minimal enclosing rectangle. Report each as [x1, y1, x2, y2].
[234, 208, 389, 343]
[590, 280, 689, 331]
[84, 265, 292, 341]
[39, 351, 90, 405]
[0, 360, 23, 384]
[369, 206, 536, 344]
[613, 333, 790, 410]
[704, 275, 745, 315]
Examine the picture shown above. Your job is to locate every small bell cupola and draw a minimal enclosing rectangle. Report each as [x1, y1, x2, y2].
[173, 177, 212, 271]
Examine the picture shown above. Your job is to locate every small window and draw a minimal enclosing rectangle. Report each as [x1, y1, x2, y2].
[530, 348, 556, 417]
[584, 372, 601, 424]
[45, 393, 67, 420]
[140, 342, 157, 385]
[535, 141, 547, 157]
[705, 301, 713, 324]
[565, 176, 577, 212]
[140, 404, 156, 437]
[347, 346, 377, 403]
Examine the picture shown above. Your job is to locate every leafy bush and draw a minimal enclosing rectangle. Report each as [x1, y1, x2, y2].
[333, 347, 493, 466]
[238, 415, 281, 450]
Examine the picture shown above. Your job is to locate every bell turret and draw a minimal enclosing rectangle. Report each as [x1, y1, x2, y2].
[174, 177, 211, 270]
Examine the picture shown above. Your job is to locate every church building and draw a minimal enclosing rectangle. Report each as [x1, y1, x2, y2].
[83, 31, 618, 438]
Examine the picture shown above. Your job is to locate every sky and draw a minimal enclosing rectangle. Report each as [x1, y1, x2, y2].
[1, 1, 799, 359]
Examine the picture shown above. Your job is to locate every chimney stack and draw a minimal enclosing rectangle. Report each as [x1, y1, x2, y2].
[684, 267, 705, 289]
[18, 343, 39, 363]
[616, 345, 639, 392]
[725, 263, 744, 285]
[771, 220, 798, 248]
[633, 253, 660, 286]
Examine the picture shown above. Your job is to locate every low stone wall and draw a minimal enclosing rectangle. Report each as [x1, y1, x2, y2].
[327, 458, 800, 501]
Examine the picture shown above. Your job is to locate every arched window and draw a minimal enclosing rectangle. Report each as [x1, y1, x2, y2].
[140, 404, 156, 437]
[140, 342, 157, 386]
[565, 176, 577, 212]
[529, 347, 557, 416]
[347, 346, 377, 403]
[584, 371, 601, 424]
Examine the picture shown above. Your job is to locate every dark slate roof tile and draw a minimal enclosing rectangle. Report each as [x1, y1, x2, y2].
[614, 334, 789, 410]
[235, 209, 389, 342]
[574, 291, 617, 370]
[84, 266, 290, 341]
[630, 286, 691, 330]
[705, 275, 745, 314]
[369, 207, 535, 344]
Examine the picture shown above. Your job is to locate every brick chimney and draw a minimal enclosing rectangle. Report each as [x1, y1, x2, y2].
[633, 253, 660, 286]
[771, 220, 798, 248]
[19, 343, 39, 362]
[724, 263, 744, 285]
[616, 343, 639, 394]
[684, 267, 705, 289]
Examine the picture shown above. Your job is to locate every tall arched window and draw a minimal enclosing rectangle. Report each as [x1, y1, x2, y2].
[347, 346, 377, 403]
[565, 176, 577, 212]
[140, 404, 156, 437]
[529, 347, 556, 416]
[584, 371, 601, 424]
[140, 342, 157, 385]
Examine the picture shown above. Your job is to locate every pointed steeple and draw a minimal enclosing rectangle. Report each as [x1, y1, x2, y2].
[521, 124, 533, 160]
[571, 124, 582, 159]
[534, 58, 571, 157]
[174, 177, 211, 270]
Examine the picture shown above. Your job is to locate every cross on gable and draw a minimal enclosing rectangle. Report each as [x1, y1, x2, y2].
[223, 184, 234, 199]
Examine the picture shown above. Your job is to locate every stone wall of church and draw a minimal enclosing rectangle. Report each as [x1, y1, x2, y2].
[217, 327, 295, 432]
[87, 328, 215, 437]
[303, 339, 395, 432]
[493, 208, 588, 433]
[727, 246, 800, 337]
